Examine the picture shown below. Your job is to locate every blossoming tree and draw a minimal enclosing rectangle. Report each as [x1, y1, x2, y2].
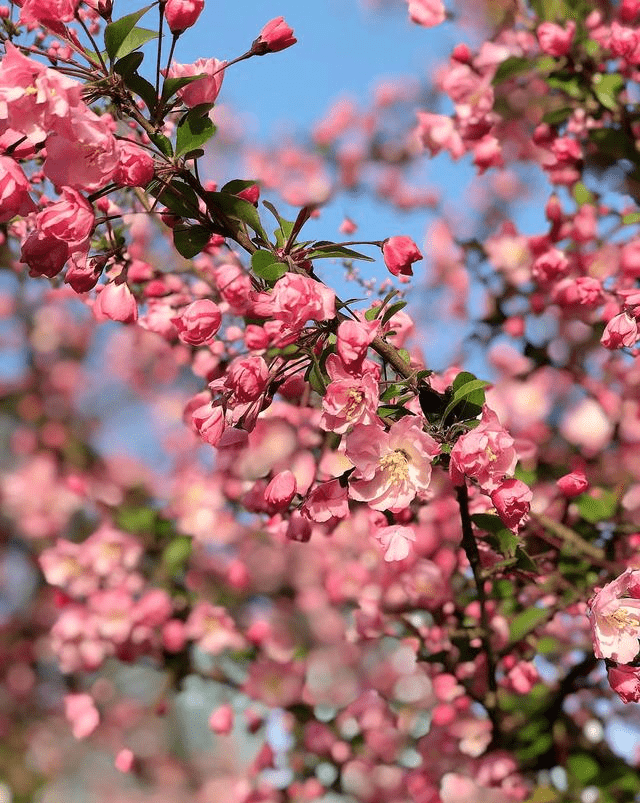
[3, 0, 640, 801]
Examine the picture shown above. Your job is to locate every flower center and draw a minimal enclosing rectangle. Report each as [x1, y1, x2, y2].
[345, 389, 364, 419]
[609, 605, 640, 630]
[379, 449, 409, 482]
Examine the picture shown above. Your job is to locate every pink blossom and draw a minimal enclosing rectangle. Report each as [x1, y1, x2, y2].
[20, 229, 69, 278]
[255, 17, 297, 53]
[408, 0, 446, 28]
[320, 354, 379, 434]
[209, 703, 234, 734]
[537, 21, 576, 56]
[336, 319, 380, 368]
[64, 693, 99, 739]
[185, 601, 245, 654]
[589, 568, 640, 663]
[556, 470, 589, 497]
[44, 114, 119, 191]
[93, 282, 138, 324]
[416, 112, 465, 159]
[223, 355, 269, 403]
[264, 470, 297, 513]
[531, 247, 570, 284]
[114, 141, 155, 187]
[375, 524, 416, 561]
[301, 479, 349, 522]
[449, 406, 517, 492]
[382, 235, 423, 277]
[191, 402, 226, 446]
[173, 299, 221, 345]
[601, 312, 638, 349]
[167, 58, 225, 108]
[607, 662, 640, 703]
[506, 660, 539, 693]
[115, 748, 135, 773]
[490, 478, 532, 532]
[346, 416, 440, 510]
[20, 0, 79, 27]
[164, 0, 204, 34]
[36, 187, 94, 249]
[0, 156, 35, 221]
[251, 273, 335, 330]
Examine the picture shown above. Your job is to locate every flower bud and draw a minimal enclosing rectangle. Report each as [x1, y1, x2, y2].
[164, 0, 204, 34]
[209, 704, 234, 735]
[173, 299, 221, 345]
[93, 282, 138, 323]
[382, 235, 423, 277]
[264, 470, 297, 513]
[253, 16, 297, 55]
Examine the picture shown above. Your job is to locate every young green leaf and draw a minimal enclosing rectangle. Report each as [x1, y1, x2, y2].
[175, 108, 216, 158]
[104, 5, 153, 60]
[173, 225, 212, 258]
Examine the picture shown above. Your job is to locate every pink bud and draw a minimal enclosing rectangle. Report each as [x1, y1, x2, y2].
[173, 299, 222, 345]
[237, 184, 260, 205]
[608, 662, 640, 703]
[382, 235, 423, 277]
[191, 403, 225, 447]
[162, 619, 187, 653]
[164, 0, 204, 34]
[114, 142, 155, 188]
[254, 16, 297, 54]
[93, 282, 138, 323]
[556, 470, 588, 497]
[64, 693, 99, 740]
[115, 748, 135, 773]
[264, 470, 297, 513]
[209, 703, 234, 734]
[490, 478, 532, 533]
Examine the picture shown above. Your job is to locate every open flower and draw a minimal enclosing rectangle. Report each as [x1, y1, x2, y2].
[589, 568, 640, 663]
[346, 416, 439, 511]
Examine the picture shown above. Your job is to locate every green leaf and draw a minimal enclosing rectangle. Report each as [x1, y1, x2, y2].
[124, 72, 157, 113]
[546, 73, 584, 99]
[381, 301, 407, 325]
[592, 72, 624, 111]
[623, 212, 640, 225]
[209, 192, 268, 241]
[492, 56, 531, 85]
[149, 178, 200, 217]
[112, 26, 157, 60]
[150, 131, 173, 157]
[306, 243, 375, 262]
[577, 489, 617, 523]
[173, 225, 211, 258]
[542, 107, 573, 125]
[161, 74, 206, 103]
[104, 5, 152, 60]
[175, 107, 216, 158]
[510, 607, 548, 642]
[380, 383, 407, 402]
[221, 179, 258, 195]
[567, 754, 599, 784]
[251, 250, 277, 272]
[573, 181, 595, 206]
[307, 360, 327, 395]
[471, 513, 507, 534]
[163, 536, 192, 572]
[515, 546, 537, 573]
[441, 375, 488, 424]
[115, 506, 156, 533]
[113, 51, 144, 78]
[253, 260, 287, 283]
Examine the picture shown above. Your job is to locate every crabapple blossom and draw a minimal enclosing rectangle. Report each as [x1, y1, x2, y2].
[449, 405, 517, 492]
[93, 282, 138, 323]
[589, 569, 640, 663]
[382, 235, 423, 277]
[173, 299, 221, 345]
[164, 0, 204, 33]
[346, 415, 440, 510]
[490, 478, 532, 532]
[607, 663, 640, 704]
[408, 0, 446, 28]
[167, 58, 225, 107]
[254, 16, 297, 54]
